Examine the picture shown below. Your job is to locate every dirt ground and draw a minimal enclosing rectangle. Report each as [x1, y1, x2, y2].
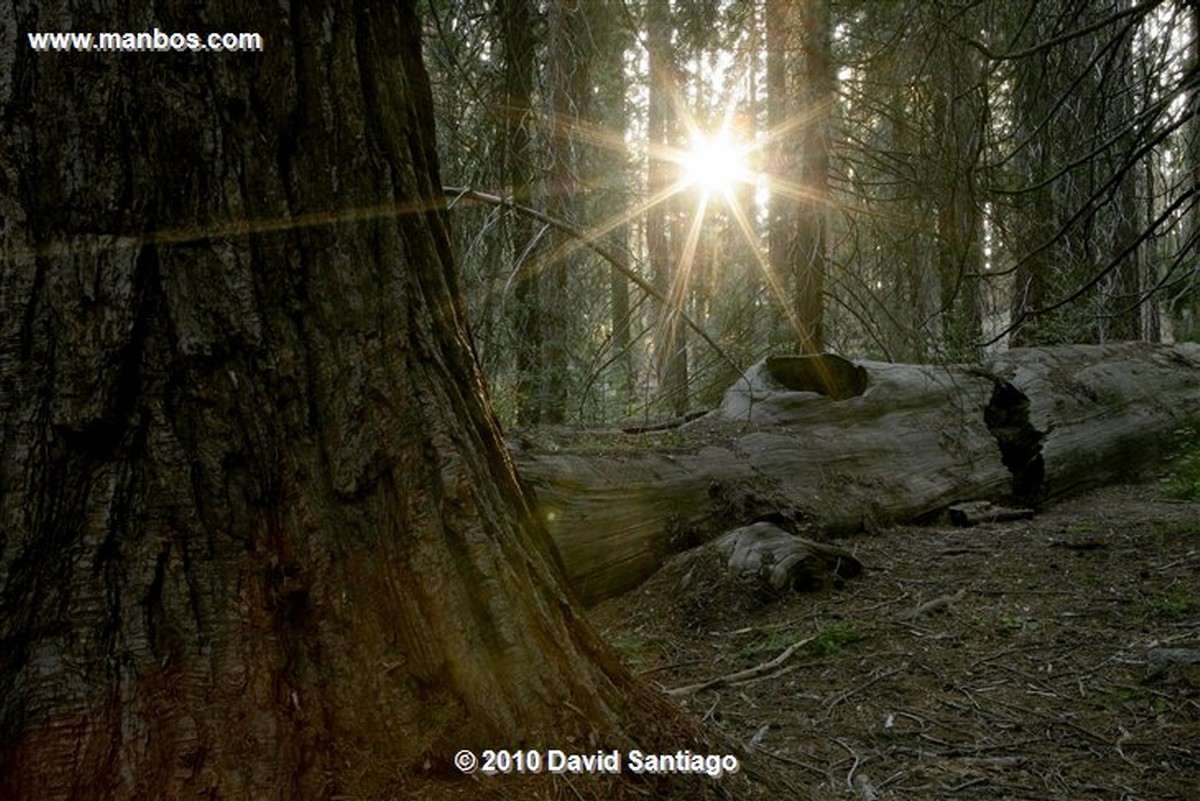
[590, 481, 1200, 800]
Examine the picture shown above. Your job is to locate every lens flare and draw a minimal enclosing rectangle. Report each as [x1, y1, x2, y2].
[679, 132, 750, 197]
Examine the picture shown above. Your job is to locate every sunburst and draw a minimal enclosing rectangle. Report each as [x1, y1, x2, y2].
[480, 53, 841, 377]
[677, 127, 755, 201]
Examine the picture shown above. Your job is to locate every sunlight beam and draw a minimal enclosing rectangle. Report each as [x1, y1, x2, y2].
[678, 131, 752, 198]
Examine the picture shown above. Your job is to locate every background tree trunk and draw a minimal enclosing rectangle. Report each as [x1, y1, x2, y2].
[646, 0, 690, 417]
[766, 0, 795, 349]
[931, 13, 985, 361]
[497, 0, 544, 425]
[795, 0, 832, 354]
[0, 3, 706, 798]
[541, 0, 588, 424]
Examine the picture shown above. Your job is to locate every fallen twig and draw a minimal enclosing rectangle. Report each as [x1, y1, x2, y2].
[833, 737, 863, 792]
[667, 635, 817, 696]
[750, 743, 826, 778]
[823, 666, 906, 718]
[902, 588, 967, 620]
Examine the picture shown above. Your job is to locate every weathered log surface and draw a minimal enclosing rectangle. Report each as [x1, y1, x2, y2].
[514, 343, 1200, 604]
[716, 522, 862, 592]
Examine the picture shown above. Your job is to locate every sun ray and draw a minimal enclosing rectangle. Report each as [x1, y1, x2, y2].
[5, 196, 451, 261]
[655, 192, 710, 376]
[525, 177, 694, 282]
[462, 40, 851, 373]
[671, 195, 710, 309]
[722, 188, 812, 346]
[761, 176, 827, 206]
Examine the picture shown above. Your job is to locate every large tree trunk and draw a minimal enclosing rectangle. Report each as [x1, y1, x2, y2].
[517, 344, 1200, 605]
[0, 3, 707, 799]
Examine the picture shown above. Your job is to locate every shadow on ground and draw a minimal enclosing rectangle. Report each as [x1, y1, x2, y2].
[591, 482, 1200, 800]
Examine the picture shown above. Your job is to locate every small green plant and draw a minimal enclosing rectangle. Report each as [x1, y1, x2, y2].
[1103, 684, 1171, 713]
[805, 624, 863, 657]
[1153, 520, 1195, 538]
[1142, 588, 1199, 621]
[738, 623, 862, 661]
[1106, 684, 1149, 703]
[609, 633, 651, 661]
[737, 626, 798, 659]
[806, 623, 864, 657]
[1162, 427, 1200, 500]
[999, 615, 1028, 631]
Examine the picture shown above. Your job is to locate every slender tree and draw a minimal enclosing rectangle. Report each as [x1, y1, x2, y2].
[765, 0, 793, 349]
[541, 0, 585, 424]
[423, 0, 1196, 421]
[1174, 0, 1200, 341]
[591, 6, 636, 408]
[496, 0, 545, 424]
[1106, 2, 1147, 341]
[795, 0, 833, 354]
[931, 6, 986, 360]
[646, 0, 690, 415]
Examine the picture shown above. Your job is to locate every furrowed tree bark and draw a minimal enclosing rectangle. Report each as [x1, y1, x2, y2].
[515, 344, 1200, 605]
[0, 3, 714, 799]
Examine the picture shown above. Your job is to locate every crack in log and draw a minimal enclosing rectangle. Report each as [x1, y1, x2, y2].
[984, 380, 1046, 507]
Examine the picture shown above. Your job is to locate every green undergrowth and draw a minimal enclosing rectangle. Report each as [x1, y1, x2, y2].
[1162, 426, 1200, 500]
[1140, 588, 1200, 622]
[739, 623, 863, 661]
[609, 632, 653, 664]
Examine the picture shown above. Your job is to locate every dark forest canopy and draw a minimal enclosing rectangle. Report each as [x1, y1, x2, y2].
[425, 0, 1200, 427]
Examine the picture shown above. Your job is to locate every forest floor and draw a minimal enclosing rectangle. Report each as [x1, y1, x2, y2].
[590, 481, 1200, 801]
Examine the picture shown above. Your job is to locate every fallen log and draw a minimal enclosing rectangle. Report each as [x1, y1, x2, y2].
[514, 343, 1200, 605]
